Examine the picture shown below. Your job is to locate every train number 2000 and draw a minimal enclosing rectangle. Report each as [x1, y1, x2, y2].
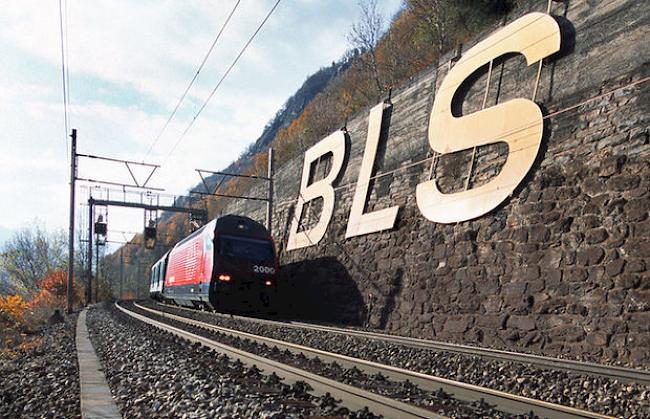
[253, 265, 276, 274]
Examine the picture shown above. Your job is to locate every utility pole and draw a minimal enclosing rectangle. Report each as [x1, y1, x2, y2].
[136, 262, 141, 299]
[267, 148, 274, 232]
[119, 247, 124, 300]
[95, 239, 100, 302]
[67, 129, 77, 314]
[87, 198, 93, 304]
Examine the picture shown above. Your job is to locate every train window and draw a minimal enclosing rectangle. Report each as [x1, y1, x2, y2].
[219, 235, 274, 261]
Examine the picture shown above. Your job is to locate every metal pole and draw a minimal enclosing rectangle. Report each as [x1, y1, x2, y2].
[87, 198, 93, 304]
[95, 240, 99, 302]
[266, 148, 274, 233]
[66, 129, 76, 314]
[136, 262, 141, 300]
[120, 247, 124, 300]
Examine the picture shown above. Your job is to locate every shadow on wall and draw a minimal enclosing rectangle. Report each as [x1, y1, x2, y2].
[279, 256, 367, 325]
[376, 267, 403, 329]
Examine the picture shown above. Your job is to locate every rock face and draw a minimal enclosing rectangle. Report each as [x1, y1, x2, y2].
[223, 0, 650, 367]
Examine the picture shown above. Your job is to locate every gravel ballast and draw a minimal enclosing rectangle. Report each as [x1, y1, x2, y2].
[0, 316, 81, 419]
[128, 302, 532, 418]
[143, 301, 650, 418]
[87, 303, 384, 418]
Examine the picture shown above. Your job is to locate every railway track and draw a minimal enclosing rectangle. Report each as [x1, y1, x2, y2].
[156, 301, 650, 386]
[127, 301, 615, 419]
[117, 302, 441, 419]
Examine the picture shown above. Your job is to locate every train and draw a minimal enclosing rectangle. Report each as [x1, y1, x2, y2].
[149, 214, 279, 312]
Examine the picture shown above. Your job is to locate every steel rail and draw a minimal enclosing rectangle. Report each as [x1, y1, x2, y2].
[138, 303, 613, 419]
[156, 302, 650, 386]
[116, 302, 442, 419]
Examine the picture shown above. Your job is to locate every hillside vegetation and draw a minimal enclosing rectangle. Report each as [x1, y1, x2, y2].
[106, 0, 520, 294]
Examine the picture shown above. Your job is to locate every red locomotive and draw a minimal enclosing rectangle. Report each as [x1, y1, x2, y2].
[149, 215, 279, 311]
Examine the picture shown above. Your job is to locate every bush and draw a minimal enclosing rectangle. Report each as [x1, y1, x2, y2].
[0, 295, 29, 328]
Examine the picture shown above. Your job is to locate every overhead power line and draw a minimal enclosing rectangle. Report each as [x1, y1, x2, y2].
[143, 0, 242, 162]
[58, 0, 70, 164]
[163, 0, 282, 165]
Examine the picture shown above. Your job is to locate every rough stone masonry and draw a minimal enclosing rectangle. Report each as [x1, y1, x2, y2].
[223, 0, 650, 367]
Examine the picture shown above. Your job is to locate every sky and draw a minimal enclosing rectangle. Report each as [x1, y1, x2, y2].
[0, 0, 402, 246]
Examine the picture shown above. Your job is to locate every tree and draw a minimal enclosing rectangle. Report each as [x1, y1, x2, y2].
[40, 270, 68, 298]
[347, 0, 387, 95]
[0, 224, 67, 295]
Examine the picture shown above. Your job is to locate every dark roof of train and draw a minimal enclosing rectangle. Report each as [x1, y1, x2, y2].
[215, 214, 270, 238]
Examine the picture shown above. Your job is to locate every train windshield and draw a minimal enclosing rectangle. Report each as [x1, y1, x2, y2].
[219, 235, 274, 261]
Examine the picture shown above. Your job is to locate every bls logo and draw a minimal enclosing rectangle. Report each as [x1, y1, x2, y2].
[287, 13, 561, 251]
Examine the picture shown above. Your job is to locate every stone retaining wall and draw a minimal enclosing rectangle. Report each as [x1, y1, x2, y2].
[223, 0, 650, 366]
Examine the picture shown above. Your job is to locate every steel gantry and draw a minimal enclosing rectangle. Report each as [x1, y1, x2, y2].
[85, 196, 207, 304]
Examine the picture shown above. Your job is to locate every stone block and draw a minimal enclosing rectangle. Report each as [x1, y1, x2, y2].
[585, 228, 608, 244]
[542, 269, 562, 288]
[507, 315, 537, 331]
[548, 325, 585, 342]
[627, 332, 650, 348]
[606, 259, 625, 277]
[598, 155, 625, 177]
[444, 316, 471, 333]
[512, 266, 541, 281]
[527, 279, 545, 293]
[625, 198, 648, 222]
[607, 174, 640, 191]
[624, 290, 650, 312]
[576, 247, 605, 266]
[614, 274, 640, 289]
[626, 259, 646, 273]
[529, 225, 550, 242]
[586, 332, 610, 346]
[626, 239, 650, 258]
[482, 295, 503, 313]
[534, 297, 566, 314]
[564, 267, 589, 282]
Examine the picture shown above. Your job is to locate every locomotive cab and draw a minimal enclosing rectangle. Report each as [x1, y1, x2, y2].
[210, 216, 278, 312]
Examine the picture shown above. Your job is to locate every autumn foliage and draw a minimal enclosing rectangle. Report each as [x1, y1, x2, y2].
[0, 295, 29, 327]
[40, 270, 68, 298]
[0, 270, 83, 334]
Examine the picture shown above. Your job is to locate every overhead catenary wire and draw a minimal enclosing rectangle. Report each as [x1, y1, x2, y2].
[165, 0, 624, 223]
[267, 74, 650, 216]
[143, 0, 242, 162]
[58, 0, 70, 165]
[193, 0, 621, 210]
[163, 0, 282, 165]
[266, 73, 648, 274]
[174, 0, 605, 204]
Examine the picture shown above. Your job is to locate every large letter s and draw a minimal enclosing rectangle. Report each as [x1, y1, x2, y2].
[416, 13, 561, 223]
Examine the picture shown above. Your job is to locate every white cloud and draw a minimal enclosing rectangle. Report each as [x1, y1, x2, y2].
[0, 0, 403, 235]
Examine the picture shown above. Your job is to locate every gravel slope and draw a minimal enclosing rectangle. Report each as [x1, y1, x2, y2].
[0, 316, 81, 419]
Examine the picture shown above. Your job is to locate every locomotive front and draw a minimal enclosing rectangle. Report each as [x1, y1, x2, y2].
[209, 215, 279, 311]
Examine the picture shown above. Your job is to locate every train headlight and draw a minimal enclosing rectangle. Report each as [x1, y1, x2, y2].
[218, 274, 231, 282]
[264, 280, 272, 286]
